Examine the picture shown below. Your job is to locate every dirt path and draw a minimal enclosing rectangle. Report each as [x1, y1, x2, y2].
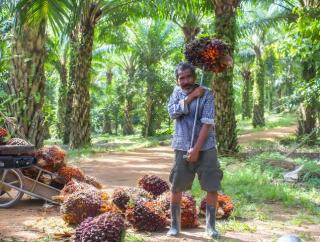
[2, 124, 319, 242]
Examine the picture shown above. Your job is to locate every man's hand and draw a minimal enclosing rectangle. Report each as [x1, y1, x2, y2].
[187, 147, 200, 162]
[185, 87, 204, 104]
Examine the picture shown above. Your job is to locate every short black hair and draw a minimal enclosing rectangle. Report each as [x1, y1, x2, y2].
[175, 62, 196, 79]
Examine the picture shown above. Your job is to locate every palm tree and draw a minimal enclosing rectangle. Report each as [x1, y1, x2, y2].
[206, 0, 241, 154]
[131, 19, 178, 137]
[7, 0, 69, 147]
[47, 35, 69, 139]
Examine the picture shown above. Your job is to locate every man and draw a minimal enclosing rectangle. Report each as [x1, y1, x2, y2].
[167, 62, 222, 238]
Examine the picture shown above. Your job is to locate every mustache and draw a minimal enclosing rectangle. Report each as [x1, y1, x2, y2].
[181, 84, 193, 89]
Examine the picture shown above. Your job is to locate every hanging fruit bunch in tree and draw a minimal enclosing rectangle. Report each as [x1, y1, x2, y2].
[126, 200, 168, 232]
[75, 212, 125, 242]
[185, 37, 233, 73]
[200, 193, 234, 219]
[137, 174, 169, 197]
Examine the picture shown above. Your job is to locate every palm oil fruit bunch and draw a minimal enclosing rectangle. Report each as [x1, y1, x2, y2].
[58, 166, 85, 183]
[35, 145, 66, 172]
[112, 187, 152, 212]
[61, 189, 102, 224]
[200, 193, 234, 219]
[185, 37, 232, 73]
[137, 174, 169, 197]
[180, 193, 199, 228]
[126, 200, 168, 232]
[75, 212, 125, 242]
[156, 191, 171, 218]
[6, 137, 30, 145]
[0, 127, 8, 145]
[60, 180, 97, 198]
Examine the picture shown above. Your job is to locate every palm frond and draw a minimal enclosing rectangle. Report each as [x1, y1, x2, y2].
[16, 0, 71, 34]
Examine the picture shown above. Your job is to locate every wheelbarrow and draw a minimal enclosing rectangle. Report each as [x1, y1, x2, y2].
[0, 145, 61, 208]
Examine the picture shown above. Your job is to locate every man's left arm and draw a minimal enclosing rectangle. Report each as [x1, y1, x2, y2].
[187, 91, 215, 162]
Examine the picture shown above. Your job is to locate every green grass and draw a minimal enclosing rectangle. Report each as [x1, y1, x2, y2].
[191, 151, 320, 224]
[237, 112, 297, 135]
[123, 232, 146, 242]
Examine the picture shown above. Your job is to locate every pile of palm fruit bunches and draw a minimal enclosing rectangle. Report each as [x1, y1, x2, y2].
[0, 127, 234, 241]
[185, 36, 232, 73]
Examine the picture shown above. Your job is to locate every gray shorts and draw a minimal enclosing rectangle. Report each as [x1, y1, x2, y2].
[169, 147, 223, 192]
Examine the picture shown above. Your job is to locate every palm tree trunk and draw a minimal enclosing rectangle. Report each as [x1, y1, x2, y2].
[57, 63, 68, 139]
[182, 25, 200, 43]
[144, 80, 155, 137]
[69, 4, 102, 148]
[7, 22, 46, 147]
[63, 30, 78, 145]
[69, 25, 94, 148]
[252, 53, 265, 127]
[211, 0, 240, 154]
[297, 62, 317, 144]
[241, 69, 252, 119]
[123, 98, 134, 135]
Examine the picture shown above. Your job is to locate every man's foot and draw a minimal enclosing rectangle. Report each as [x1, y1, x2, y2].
[206, 227, 219, 238]
[206, 205, 219, 238]
[167, 203, 181, 236]
[167, 227, 180, 236]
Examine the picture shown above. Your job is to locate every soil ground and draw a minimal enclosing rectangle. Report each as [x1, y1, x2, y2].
[1, 125, 319, 242]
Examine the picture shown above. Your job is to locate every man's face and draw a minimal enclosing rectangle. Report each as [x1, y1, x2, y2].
[177, 68, 196, 93]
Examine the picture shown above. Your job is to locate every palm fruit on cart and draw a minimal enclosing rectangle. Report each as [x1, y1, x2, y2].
[61, 189, 102, 224]
[6, 137, 29, 145]
[84, 175, 103, 189]
[35, 145, 66, 172]
[0, 127, 8, 145]
[200, 193, 234, 219]
[58, 166, 85, 183]
[60, 179, 97, 197]
[112, 187, 152, 212]
[75, 212, 125, 242]
[185, 37, 232, 73]
[126, 200, 168, 232]
[137, 174, 169, 197]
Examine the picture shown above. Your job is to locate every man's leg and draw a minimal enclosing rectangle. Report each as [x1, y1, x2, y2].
[206, 191, 219, 238]
[167, 191, 182, 236]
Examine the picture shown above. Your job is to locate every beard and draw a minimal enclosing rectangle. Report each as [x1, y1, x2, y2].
[181, 84, 195, 93]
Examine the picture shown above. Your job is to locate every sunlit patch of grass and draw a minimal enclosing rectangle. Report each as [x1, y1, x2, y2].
[123, 232, 146, 242]
[217, 219, 256, 234]
[288, 213, 320, 225]
[237, 112, 296, 135]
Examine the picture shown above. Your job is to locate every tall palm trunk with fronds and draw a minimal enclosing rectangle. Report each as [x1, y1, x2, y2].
[63, 30, 78, 145]
[69, 4, 102, 148]
[241, 68, 252, 119]
[7, 21, 46, 147]
[297, 62, 317, 144]
[252, 47, 265, 127]
[211, 0, 240, 154]
[57, 62, 68, 139]
[144, 78, 156, 137]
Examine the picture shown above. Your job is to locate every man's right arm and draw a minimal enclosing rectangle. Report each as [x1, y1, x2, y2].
[167, 87, 204, 119]
[167, 89, 189, 119]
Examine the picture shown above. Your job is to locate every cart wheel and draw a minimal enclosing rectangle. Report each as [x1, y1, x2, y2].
[0, 169, 24, 208]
